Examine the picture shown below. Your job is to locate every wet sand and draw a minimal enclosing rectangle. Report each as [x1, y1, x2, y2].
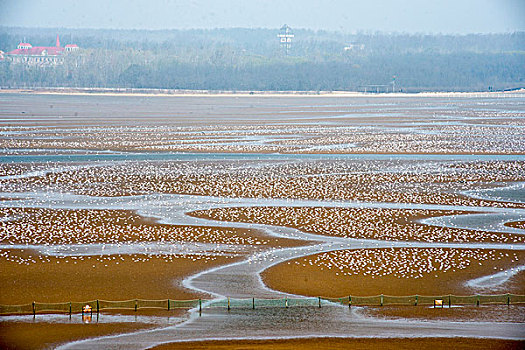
[1, 92, 524, 154]
[262, 248, 525, 298]
[191, 207, 525, 244]
[1, 193, 523, 348]
[3, 160, 524, 209]
[151, 337, 525, 350]
[0, 207, 297, 246]
[0, 244, 238, 349]
[506, 221, 525, 230]
[0, 207, 302, 348]
[0, 207, 302, 304]
[6, 87, 524, 97]
[1, 93, 524, 348]
[364, 304, 525, 323]
[0, 252, 236, 304]
[0, 322, 154, 350]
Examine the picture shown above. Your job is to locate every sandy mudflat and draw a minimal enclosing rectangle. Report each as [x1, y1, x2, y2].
[0, 321, 155, 350]
[262, 248, 525, 298]
[0, 207, 303, 304]
[0, 207, 300, 246]
[506, 221, 525, 230]
[0, 251, 229, 350]
[0, 206, 305, 302]
[3, 87, 524, 98]
[6, 161, 524, 209]
[364, 304, 525, 323]
[1, 92, 524, 349]
[190, 207, 525, 244]
[151, 337, 525, 350]
[0, 207, 302, 348]
[0, 252, 236, 304]
[2, 91, 524, 154]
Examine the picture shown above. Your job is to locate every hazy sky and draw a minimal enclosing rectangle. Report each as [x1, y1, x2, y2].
[1, 0, 524, 33]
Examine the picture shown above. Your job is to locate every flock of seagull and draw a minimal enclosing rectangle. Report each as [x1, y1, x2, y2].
[196, 206, 524, 244]
[2, 159, 524, 210]
[1, 107, 524, 154]
[0, 97, 524, 299]
[0, 155, 524, 284]
[0, 206, 275, 266]
[290, 247, 521, 280]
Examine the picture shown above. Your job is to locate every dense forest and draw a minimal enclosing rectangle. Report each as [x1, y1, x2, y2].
[0, 27, 524, 92]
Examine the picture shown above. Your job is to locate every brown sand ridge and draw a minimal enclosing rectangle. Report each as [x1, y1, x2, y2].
[0, 252, 194, 350]
[0, 252, 235, 304]
[0, 207, 302, 349]
[190, 206, 525, 244]
[0, 207, 299, 246]
[5, 160, 525, 210]
[364, 304, 525, 323]
[0, 208, 302, 304]
[261, 248, 525, 298]
[150, 337, 525, 350]
[1, 322, 155, 350]
[505, 221, 525, 230]
[1, 93, 524, 348]
[1, 93, 524, 154]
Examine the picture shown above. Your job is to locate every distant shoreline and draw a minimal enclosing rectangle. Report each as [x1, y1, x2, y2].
[1, 87, 524, 98]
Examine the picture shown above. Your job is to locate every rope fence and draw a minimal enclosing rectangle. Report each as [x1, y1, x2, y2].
[1, 294, 524, 316]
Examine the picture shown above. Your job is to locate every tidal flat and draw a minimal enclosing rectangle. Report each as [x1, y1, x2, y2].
[0, 92, 524, 349]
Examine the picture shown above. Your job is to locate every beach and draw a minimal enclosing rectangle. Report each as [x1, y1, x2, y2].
[0, 92, 524, 349]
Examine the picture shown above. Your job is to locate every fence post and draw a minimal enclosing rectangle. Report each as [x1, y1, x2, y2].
[8, 293, 522, 316]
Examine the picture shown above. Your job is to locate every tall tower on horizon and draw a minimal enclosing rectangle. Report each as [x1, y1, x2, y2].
[56, 34, 60, 48]
[277, 24, 294, 55]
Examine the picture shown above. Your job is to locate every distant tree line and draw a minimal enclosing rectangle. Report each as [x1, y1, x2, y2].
[0, 27, 523, 91]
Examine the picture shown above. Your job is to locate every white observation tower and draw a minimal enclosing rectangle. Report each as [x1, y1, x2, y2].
[278, 24, 294, 55]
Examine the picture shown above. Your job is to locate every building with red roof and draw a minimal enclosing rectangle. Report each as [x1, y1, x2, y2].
[6, 35, 79, 66]
[65, 44, 79, 52]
